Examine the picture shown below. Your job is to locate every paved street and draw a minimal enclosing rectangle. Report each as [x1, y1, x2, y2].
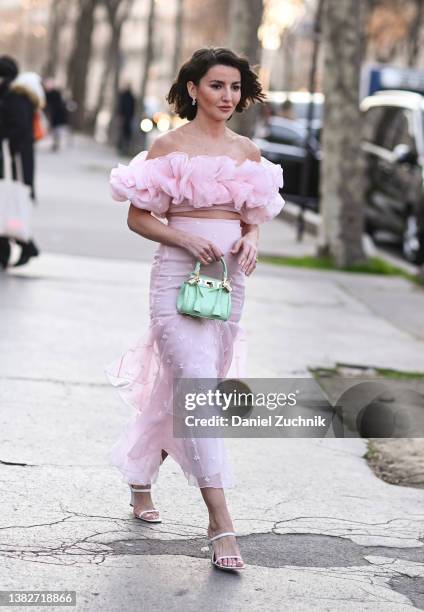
[1, 136, 424, 611]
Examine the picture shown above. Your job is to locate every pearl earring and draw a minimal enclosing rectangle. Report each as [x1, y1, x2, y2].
[192, 97, 196, 106]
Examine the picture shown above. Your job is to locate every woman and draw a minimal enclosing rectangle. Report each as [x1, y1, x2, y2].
[0, 55, 19, 268]
[0, 61, 44, 267]
[106, 47, 285, 571]
[44, 79, 69, 152]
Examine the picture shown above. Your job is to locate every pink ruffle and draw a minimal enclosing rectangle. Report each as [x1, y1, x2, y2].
[105, 318, 247, 487]
[109, 151, 285, 223]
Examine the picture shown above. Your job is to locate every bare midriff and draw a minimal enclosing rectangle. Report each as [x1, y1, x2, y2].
[166, 210, 241, 220]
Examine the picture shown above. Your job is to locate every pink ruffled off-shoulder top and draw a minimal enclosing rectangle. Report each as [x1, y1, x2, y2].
[110, 150, 285, 225]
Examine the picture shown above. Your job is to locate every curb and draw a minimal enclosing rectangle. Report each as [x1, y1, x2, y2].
[280, 200, 420, 276]
[279, 201, 320, 236]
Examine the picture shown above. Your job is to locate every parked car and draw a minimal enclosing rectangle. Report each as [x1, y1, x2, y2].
[361, 90, 424, 264]
[257, 89, 424, 264]
[253, 116, 321, 207]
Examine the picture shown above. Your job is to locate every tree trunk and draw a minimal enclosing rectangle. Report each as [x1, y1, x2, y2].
[87, 24, 121, 134]
[126, 0, 155, 154]
[317, 0, 367, 268]
[139, 0, 156, 116]
[92, 40, 115, 122]
[227, 0, 263, 137]
[407, 0, 423, 67]
[92, 11, 121, 122]
[43, 0, 69, 79]
[66, 0, 98, 131]
[89, 0, 134, 140]
[281, 29, 295, 91]
[107, 26, 125, 146]
[172, 0, 184, 80]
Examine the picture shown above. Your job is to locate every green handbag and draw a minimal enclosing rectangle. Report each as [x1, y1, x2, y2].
[176, 257, 232, 320]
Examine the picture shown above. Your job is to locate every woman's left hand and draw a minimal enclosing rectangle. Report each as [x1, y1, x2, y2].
[230, 236, 258, 276]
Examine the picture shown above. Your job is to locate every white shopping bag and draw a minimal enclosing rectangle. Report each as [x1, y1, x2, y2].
[0, 141, 33, 242]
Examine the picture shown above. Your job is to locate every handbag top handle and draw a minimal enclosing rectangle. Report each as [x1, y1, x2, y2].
[0, 140, 13, 182]
[193, 256, 228, 280]
[0, 140, 24, 183]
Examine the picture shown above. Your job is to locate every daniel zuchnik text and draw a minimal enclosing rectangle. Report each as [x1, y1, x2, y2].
[181, 389, 326, 428]
[185, 415, 327, 427]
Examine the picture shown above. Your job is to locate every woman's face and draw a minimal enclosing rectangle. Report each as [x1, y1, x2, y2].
[188, 64, 242, 121]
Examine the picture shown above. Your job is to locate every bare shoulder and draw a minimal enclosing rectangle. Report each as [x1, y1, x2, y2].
[145, 128, 183, 160]
[239, 136, 261, 163]
[225, 129, 261, 163]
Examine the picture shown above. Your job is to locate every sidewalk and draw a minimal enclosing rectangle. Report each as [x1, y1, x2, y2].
[1, 136, 424, 610]
[2, 253, 424, 610]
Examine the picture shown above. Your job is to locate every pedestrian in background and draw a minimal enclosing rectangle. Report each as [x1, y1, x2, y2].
[255, 101, 275, 138]
[279, 99, 296, 121]
[0, 55, 19, 268]
[44, 79, 69, 152]
[117, 84, 135, 155]
[0, 58, 45, 267]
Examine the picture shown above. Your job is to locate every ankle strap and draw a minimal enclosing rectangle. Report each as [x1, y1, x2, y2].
[130, 486, 151, 492]
[208, 531, 236, 543]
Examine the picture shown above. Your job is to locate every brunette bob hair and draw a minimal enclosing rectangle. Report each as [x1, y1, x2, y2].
[166, 47, 266, 120]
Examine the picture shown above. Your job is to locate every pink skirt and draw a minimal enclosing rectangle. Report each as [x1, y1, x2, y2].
[105, 216, 247, 488]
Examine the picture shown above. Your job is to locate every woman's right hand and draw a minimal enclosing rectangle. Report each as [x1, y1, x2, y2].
[181, 234, 223, 265]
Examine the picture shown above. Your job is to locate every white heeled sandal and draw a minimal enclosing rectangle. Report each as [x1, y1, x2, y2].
[129, 485, 161, 523]
[208, 531, 245, 571]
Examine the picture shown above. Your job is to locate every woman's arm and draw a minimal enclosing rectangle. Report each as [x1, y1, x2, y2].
[240, 138, 262, 249]
[241, 221, 259, 245]
[127, 206, 185, 247]
[126, 136, 223, 265]
[231, 221, 259, 276]
[230, 138, 261, 276]
[127, 208, 223, 266]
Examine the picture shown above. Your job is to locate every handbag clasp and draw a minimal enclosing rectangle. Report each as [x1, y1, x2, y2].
[188, 274, 200, 285]
[222, 278, 232, 292]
